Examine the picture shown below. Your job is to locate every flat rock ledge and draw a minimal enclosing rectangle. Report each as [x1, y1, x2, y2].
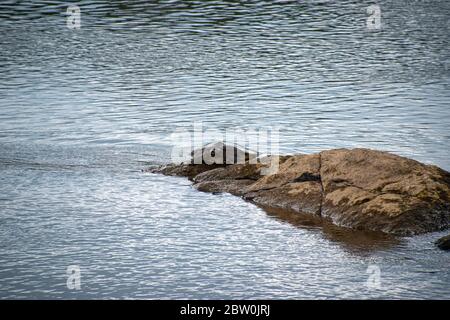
[149, 143, 450, 236]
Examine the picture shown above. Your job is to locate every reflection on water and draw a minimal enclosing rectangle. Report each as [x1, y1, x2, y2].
[261, 206, 402, 252]
[0, 1, 449, 299]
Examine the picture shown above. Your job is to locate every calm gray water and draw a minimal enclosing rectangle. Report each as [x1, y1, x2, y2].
[0, 1, 449, 299]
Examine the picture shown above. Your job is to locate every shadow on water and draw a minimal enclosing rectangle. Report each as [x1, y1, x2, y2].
[257, 204, 402, 253]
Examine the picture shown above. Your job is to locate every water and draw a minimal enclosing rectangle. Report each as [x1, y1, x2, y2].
[0, 1, 449, 299]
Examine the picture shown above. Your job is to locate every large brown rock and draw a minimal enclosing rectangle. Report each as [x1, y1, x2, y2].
[244, 154, 323, 215]
[319, 149, 450, 234]
[150, 145, 450, 235]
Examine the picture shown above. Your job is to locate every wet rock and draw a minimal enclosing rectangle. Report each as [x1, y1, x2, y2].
[149, 144, 450, 235]
[246, 182, 322, 215]
[148, 163, 223, 180]
[319, 148, 450, 235]
[193, 162, 263, 183]
[190, 142, 256, 165]
[244, 154, 323, 216]
[246, 154, 320, 192]
[435, 234, 450, 250]
[194, 179, 256, 196]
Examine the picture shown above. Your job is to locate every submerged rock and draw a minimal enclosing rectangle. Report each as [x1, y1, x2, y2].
[435, 234, 450, 250]
[149, 144, 450, 236]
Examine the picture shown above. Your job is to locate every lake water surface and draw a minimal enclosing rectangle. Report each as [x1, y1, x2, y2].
[0, 0, 449, 299]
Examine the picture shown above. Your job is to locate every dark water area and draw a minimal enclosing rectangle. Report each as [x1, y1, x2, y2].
[0, 1, 449, 299]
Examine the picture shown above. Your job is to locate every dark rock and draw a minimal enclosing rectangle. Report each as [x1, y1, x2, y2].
[293, 172, 321, 183]
[193, 162, 262, 183]
[194, 179, 256, 196]
[435, 234, 450, 250]
[190, 142, 256, 165]
[148, 163, 223, 180]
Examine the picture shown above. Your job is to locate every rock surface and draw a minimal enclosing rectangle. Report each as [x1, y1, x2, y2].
[149, 144, 450, 236]
[435, 234, 450, 250]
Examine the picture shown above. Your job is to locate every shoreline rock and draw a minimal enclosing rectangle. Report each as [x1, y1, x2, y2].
[435, 234, 450, 250]
[149, 143, 450, 236]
